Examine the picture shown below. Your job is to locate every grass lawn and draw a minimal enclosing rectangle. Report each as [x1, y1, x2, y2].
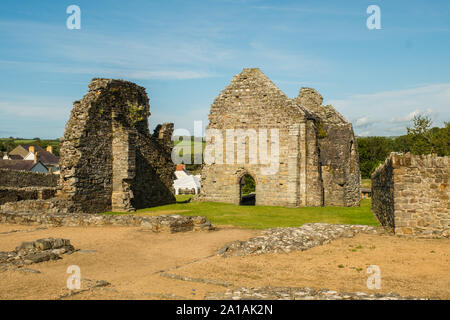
[103, 196, 378, 230]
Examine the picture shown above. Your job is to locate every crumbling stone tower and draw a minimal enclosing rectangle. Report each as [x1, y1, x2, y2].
[295, 88, 361, 206]
[58, 78, 175, 213]
[198, 68, 360, 207]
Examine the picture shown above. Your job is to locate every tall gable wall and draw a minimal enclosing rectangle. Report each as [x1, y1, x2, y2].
[200, 69, 307, 207]
[208, 68, 306, 129]
[199, 68, 358, 207]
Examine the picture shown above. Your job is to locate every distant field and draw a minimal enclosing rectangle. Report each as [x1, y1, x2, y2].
[361, 179, 372, 188]
[0, 138, 60, 145]
[173, 138, 205, 150]
[103, 197, 378, 229]
[10, 139, 36, 144]
[0, 138, 61, 155]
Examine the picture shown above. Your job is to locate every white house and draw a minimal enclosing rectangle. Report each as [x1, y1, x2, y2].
[173, 164, 201, 195]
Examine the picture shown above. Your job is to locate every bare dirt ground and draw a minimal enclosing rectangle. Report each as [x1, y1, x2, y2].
[0, 223, 448, 300]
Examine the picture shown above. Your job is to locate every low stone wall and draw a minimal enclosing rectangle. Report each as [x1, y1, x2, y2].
[0, 210, 214, 233]
[0, 187, 56, 205]
[0, 198, 72, 214]
[372, 153, 449, 238]
[0, 169, 58, 188]
[371, 157, 395, 232]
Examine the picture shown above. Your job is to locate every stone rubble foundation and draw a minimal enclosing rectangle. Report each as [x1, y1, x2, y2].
[218, 223, 386, 256]
[205, 286, 428, 300]
[0, 211, 214, 233]
[0, 238, 75, 271]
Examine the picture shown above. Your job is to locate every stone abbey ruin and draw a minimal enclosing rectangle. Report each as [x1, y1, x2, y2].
[0, 69, 361, 217]
[0, 69, 448, 239]
[0, 78, 176, 214]
[198, 68, 361, 207]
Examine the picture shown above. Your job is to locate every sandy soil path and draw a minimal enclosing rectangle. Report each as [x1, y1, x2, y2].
[0, 224, 448, 299]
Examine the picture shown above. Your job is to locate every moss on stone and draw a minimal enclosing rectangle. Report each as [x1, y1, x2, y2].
[128, 102, 145, 124]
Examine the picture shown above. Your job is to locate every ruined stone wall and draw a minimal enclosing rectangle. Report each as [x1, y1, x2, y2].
[0, 169, 57, 205]
[295, 88, 360, 207]
[132, 123, 176, 209]
[0, 187, 56, 205]
[57, 78, 175, 213]
[372, 153, 449, 237]
[318, 123, 360, 206]
[199, 68, 360, 208]
[199, 128, 295, 206]
[198, 68, 311, 207]
[0, 169, 57, 188]
[345, 136, 361, 206]
[305, 120, 323, 206]
[371, 156, 395, 231]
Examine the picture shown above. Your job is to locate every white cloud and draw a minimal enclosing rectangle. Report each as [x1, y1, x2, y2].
[358, 130, 372, 137]
[0, 19, 331, 81]
[326, 84, 450, 136]
[0, 98, 71, 121]
[246, 42, 329, 75]
[355, 116, 374, 127]
[125, 70, 215, 80]
[389, 108, 434, 123]
[0, 20, 226, 81]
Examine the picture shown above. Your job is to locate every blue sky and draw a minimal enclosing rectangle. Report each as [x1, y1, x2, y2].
[0, 0, 449, 138]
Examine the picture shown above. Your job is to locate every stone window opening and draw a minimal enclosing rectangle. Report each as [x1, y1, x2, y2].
[239, 173, 256, 206]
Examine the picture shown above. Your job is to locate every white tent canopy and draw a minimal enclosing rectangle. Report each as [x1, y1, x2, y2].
[173, 174, 201, 195]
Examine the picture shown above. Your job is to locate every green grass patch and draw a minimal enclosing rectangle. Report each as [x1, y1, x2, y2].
[102, 197, 378, 230]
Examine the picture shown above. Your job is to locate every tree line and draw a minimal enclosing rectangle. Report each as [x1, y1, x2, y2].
[358, 116, 449, 178]
[1, 115, 448, 179]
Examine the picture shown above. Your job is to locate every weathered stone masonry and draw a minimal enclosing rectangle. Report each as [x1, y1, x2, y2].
[0, 79, 176, 214]
[0, 169, 57, 205]
[56, 78, 176, 213]
[0, 169, 57, 188]
[372, 153, 449, 237]
[197, 68, 360, 207]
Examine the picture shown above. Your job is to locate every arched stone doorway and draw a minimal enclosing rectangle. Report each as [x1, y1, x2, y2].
[239, 174, 256, 206]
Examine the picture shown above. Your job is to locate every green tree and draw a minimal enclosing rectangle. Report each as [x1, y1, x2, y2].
[392, 134, 413, 153]
[3, 138, 16, 153]
[406, 115, 435, 154]
[405, 115, 449, 156]
[432, 122, 450, 156]
[241, 174, 256, 195]
[357, 136, 393, 178]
